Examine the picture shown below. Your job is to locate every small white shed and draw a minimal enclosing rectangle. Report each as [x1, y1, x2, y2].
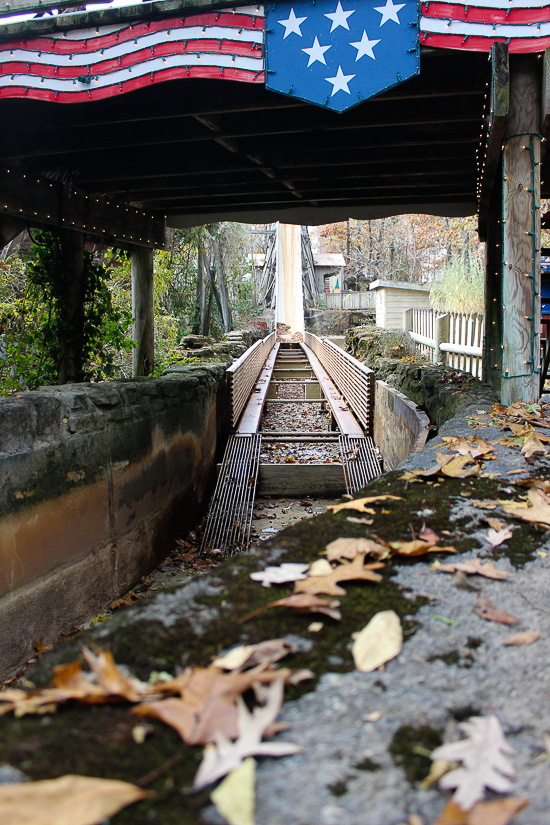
[369, 279, 431, 329]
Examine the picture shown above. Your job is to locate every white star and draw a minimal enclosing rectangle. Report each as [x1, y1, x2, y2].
[302, 36, 332, 67]
[350, 30, 380, 60]
[325, 65, 355, 96]
[324, 1, 355, 32]
[374, 0, 405, 25]
[277, 8, 307, 38]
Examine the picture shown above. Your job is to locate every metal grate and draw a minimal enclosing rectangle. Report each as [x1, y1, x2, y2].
[304, 332, 374, 436]
[339, 435, 382, 495]
[227, 333, 276, 428]
[201, 434, 261, 555]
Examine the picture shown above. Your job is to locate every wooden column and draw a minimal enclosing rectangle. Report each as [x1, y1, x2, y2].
[501, 54, 541, 404]
[484, 172, 503, 391]
[131, 246, 154, 377]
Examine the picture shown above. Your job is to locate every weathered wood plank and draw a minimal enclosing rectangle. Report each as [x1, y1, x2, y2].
[501, 54, 541, 404]
[258, 463, 346, 497]
[484, 169, 503, 391]
[0, 169, 165, 248]
[541, 48, 550, 160]
[478, 43, 509, 241]
[132, 246, 155, 377]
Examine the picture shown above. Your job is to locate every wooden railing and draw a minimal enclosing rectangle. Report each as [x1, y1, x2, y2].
[226, 332, 276, 428]
[403, 309, 484, 379]
[304, 331, 375, 435]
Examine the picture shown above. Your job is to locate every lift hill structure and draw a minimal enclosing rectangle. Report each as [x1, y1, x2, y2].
[0, 0, 550, 404]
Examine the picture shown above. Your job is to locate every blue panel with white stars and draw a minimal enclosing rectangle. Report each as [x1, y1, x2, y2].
[265, 0, 419, 112]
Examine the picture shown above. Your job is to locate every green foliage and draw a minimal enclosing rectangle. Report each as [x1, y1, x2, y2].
[0, 232, 133, 393]
[430, 256, 484, 314]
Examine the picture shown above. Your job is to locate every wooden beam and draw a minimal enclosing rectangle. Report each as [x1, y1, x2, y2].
[478, 43, 509, 242]
[0, 169, 165, 248]
[483, 168, 503, 392]
[501, 54, 541, 404]
[131, 246, 154, 377]
[258, 463, 346, 497]
[541, 48, 550, 160]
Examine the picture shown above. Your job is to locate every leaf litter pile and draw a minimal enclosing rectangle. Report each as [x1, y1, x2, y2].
[2, 431, 549, 825]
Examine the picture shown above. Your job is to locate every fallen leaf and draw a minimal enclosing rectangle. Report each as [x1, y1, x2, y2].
[391, 539, 457, 557]
[0, 774, 151, 825]
[485, 525, 514, 547]
[346, 517, 374, 525]
[308, 559, 333, 576]
[193, 678, 302, 790]
[363, 710, 382, 722]
[433, 797, 529, 825]
[421, 758, 455, 790]
[502, 630, 540, 646]
[82, 648, 144, 703]
[212, 640, 295, 671]
[521, 433, 547, 461]
[293, 553, 384, 596]
[324, 537, 388, 562]
[432, 714, 515, 810]
[441, 455, 481, 479]
[418, 525, 440, 544]
[249, 563, 309, 588]
[307, 622, 324, 632]
[474, 595, 518, 625]
[486, 518, 503, 531]
[32, 637, 53, 658]
[503, 488, 550, 527]
[506, 469, 525, 476]
[434, 560, 512, 581]
[352, 610, 402, 672]
[240, 593, 342, 623]
[327, 495, 403, 514]
[211, 758, 255, 825]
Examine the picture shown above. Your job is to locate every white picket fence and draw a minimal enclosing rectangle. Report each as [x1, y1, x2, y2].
[403, 308, 484, 379]
[323, 291, 375, 310]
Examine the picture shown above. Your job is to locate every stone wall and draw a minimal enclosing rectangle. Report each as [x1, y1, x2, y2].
[0, 363, 228, 679]
[374, 381, 430, 470]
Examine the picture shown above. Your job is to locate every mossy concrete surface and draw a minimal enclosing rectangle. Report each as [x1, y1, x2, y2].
[3, 384, 550, 823]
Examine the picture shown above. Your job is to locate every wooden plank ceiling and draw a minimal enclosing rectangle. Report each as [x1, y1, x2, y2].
[0, 47, 495, 227]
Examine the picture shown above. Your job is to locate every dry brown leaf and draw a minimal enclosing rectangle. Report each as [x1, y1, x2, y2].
[503, 488, 550, 527]
[418, 525, 440, 545]
[391, 540, 457, 557]
[352, 610, 402, 672]
[33, 637, 53, 658]
[433, 797, 528, 825]
[240, 593, 341, 623]
[0, 774, 151, 825]
[326, 495, 403, 514]
[486, 518, 503, 531]
[133, 663, 290, 745]
[442, 436, 494, 459]
[346, 516, 374, 525]
[506, 469, 525, 476]
[324, 537, 388, 561]
[485, 525, 514, 548]
[440, 455, 481, 478]
[474, 595, 518, 625]
[502, 630, 540, 646]
[434, 559, 512, 580]
[293, 553, 383, 596]
[212, 639, 295, 671]
[82, 648, 145, 703]
[521, 433, 547, 461]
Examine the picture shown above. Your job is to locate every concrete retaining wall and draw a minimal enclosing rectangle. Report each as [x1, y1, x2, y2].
[374, 381, 430, 470]
[0, 364, 227, 679]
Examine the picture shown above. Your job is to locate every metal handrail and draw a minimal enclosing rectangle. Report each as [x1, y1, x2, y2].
[226, 332, 276, 428]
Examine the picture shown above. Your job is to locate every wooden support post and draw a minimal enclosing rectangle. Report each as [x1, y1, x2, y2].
[501, 54, 541, 404]
[434, 313, 450, 365]
[484, 172, 503, 391]
[131, 246, 154, 377]
[57, 229, 85, 385]
[478, 44, 509, 241]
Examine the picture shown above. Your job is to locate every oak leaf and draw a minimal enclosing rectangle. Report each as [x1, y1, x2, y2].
[521, 433, 547, 462]
[434, 560, 512, 581]
[485, 525, 514, 548]
[0, 774, 151, 825]
[249, 563, 309, 588]
[432, 714, 515, 810]
[324, 537, 388, 562]
[502, 488, 550, 527]
[352, 610, 402, 672]
[211, 758, 255, 825]
[326, 495, 403, 514]
[212, 639, 295, 671]
[240, 593, 341, 623]
[474, 595, 518, 625]
[193, 678, 302, 790]
[390, 539, 457, 557]
[293, 553, 383, 596]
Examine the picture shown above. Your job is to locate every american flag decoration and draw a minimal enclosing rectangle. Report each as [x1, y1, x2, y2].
[0, 6, 264, 102]
[0, 0, 549, 105]
[265, 0, 419, 112]
[420, 0, 550, 52]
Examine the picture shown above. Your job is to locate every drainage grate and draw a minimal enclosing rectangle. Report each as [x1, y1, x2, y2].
[201, 434, 261, 555]
[339, 435, 382, 495]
